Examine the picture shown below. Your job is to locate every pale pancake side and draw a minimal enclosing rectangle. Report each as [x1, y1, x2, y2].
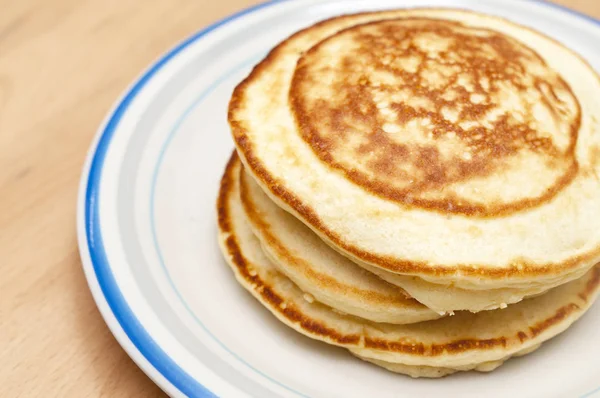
[217, 154, 600, 371]
[359, 261, 589, 313]
[353, 343, 541, 378]
[229, 9, 600, 288]
[238, 157, 441, 323]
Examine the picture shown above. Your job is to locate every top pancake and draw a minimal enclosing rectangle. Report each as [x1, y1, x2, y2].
[229, 9, 600, 288]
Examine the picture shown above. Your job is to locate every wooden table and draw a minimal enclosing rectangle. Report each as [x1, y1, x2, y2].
[1, 0, 598, 396]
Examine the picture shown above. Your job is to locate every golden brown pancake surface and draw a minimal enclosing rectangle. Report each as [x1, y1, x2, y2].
[291, 18, 580, 216]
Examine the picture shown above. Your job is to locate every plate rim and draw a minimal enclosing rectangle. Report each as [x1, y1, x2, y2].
[76, 1, 289, 396]
[76, 1, 600, 397]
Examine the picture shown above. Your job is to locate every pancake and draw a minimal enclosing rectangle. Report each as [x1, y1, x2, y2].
[229, 9, 600, 294]
[217, 155, 600, 377]
[238, 156, 441, 323]
[238, 158, 565, 313]
[352, 342, 542, 378]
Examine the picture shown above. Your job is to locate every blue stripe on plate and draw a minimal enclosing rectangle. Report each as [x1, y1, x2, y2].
[82, 1, 600, 397]
[84, 0, 291, 396]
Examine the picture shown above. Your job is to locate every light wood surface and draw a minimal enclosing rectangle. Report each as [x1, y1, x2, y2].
[1, 1, 598, 396]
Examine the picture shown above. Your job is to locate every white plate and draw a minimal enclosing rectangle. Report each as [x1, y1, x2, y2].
[77, 1, 600, 397]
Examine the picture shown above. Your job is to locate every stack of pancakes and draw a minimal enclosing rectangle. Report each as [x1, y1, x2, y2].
[218, 8, 600, 377]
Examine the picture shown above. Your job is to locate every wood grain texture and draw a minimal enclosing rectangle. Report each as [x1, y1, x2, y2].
[1, 1, 598, 396]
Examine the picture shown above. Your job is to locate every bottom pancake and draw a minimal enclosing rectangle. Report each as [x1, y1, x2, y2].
[352, 342, 541, 378]
[217, 154, 600, 377]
